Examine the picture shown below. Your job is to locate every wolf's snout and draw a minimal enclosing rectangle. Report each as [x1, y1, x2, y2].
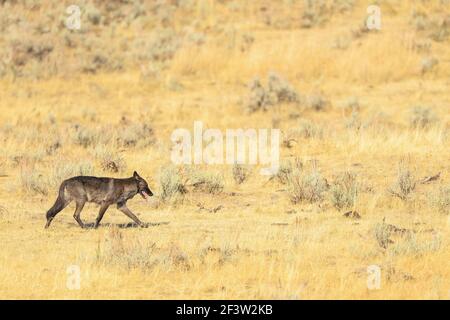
[141, 189, 153, 200]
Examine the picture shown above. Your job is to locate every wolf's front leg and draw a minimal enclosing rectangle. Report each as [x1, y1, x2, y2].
[94, 203, 110, 229]
[117, 202, 147, 227]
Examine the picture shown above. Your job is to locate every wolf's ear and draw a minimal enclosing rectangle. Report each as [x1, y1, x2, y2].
[133, 171, 140, 179]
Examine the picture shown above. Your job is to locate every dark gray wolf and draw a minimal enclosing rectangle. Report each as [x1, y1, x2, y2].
[45, 171, 153, 229]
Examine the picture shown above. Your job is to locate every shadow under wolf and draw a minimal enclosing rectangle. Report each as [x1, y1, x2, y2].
[45, 171, 153, 229]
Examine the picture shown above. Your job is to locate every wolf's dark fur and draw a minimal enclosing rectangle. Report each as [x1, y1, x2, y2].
[45, 171, 153, 229]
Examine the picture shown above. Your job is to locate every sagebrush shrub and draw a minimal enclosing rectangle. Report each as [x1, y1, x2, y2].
[389, 162, 416, 201]
[160, 166, 188, 203]
[330, 171, 359, 210]
[94, 147, 126, 173]
[409, 106, 436, 129]
[287, 167, 327, 204]
[191, 170, 224, 194]
[247, 73, 299, 112]
[429, 186, 450, 214]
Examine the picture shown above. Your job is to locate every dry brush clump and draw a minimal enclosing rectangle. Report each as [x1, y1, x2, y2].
[93, 146, 126, 173]
[284, 161, 328, 204]
[374, 220, 396, 249]
[72, 125, 105, 148]
[116, 123, 156, 148]
[190, 169, 224, 194]
[341, 96, 361, 114]
[270, 158, 303, 185]
[411, 9, 450, 42]
[288, 170, 328, 204]
[160, 165, 225, 203]
[159, 165, 189, 204]
[389, 162, 416, 201]
[275, 162, 365, 211]
[71, 121, 155, 149]
[428, 185, 450, 215]
[329, 171, 359, 211]
[301, 0, 355, 29]
[420, 56, 439, 74]
[136, 27, 183, 79]
[247, 72, 300, 113]
[305, 94, 330, 111]
[282, 120, 324, 148]
[297, 120, 324, 139]
[390, 233, 442, 257]
[409, 106, 437, 129]
[232, 164, 251, 184]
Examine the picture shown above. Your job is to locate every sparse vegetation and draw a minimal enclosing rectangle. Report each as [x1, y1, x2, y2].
[411, 10, 450, 42]
[374, 221, 395, 249]
[190, 170, 224, 194]
[330, 171, 359, 211]
[95, 147, 126, 173]
[160, 165, 188, 203]
[421, 57, 439, 74]
[247, 72, 299, 112]
[232, 164, 251, 184]
[287, 166, 328, 204]
[97, 227, 190, 271]
[116, 123, 155, 148]
[305, 94, 329, 111]
[390, 233, 442, 257]
[429, 186, 450, 214]
[271, 158, 303, 185]
[297, 120, 324, 139]
[0, 0, 449, 300]
[389, 162, 416, 201]
[409, 106, 437, 128]
[20, 162, 94, 196]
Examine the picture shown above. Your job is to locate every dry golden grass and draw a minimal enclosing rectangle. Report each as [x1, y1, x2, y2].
[0, 0, 449, 299]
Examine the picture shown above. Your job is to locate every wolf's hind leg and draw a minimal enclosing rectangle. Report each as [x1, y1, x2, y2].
[45, 196, 70, 229]
[73, 200, 86, 229]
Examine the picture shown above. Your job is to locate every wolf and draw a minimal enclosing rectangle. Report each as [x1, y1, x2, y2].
[45, 171, 153, 229]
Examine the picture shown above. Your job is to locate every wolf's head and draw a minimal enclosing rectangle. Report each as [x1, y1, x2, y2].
[133, 171, 154, 200]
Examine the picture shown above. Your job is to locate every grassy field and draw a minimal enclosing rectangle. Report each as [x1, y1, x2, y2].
[0, 0, 449, 299]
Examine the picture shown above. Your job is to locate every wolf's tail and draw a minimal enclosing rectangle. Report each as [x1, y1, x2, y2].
[45, 181, 68, 228]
